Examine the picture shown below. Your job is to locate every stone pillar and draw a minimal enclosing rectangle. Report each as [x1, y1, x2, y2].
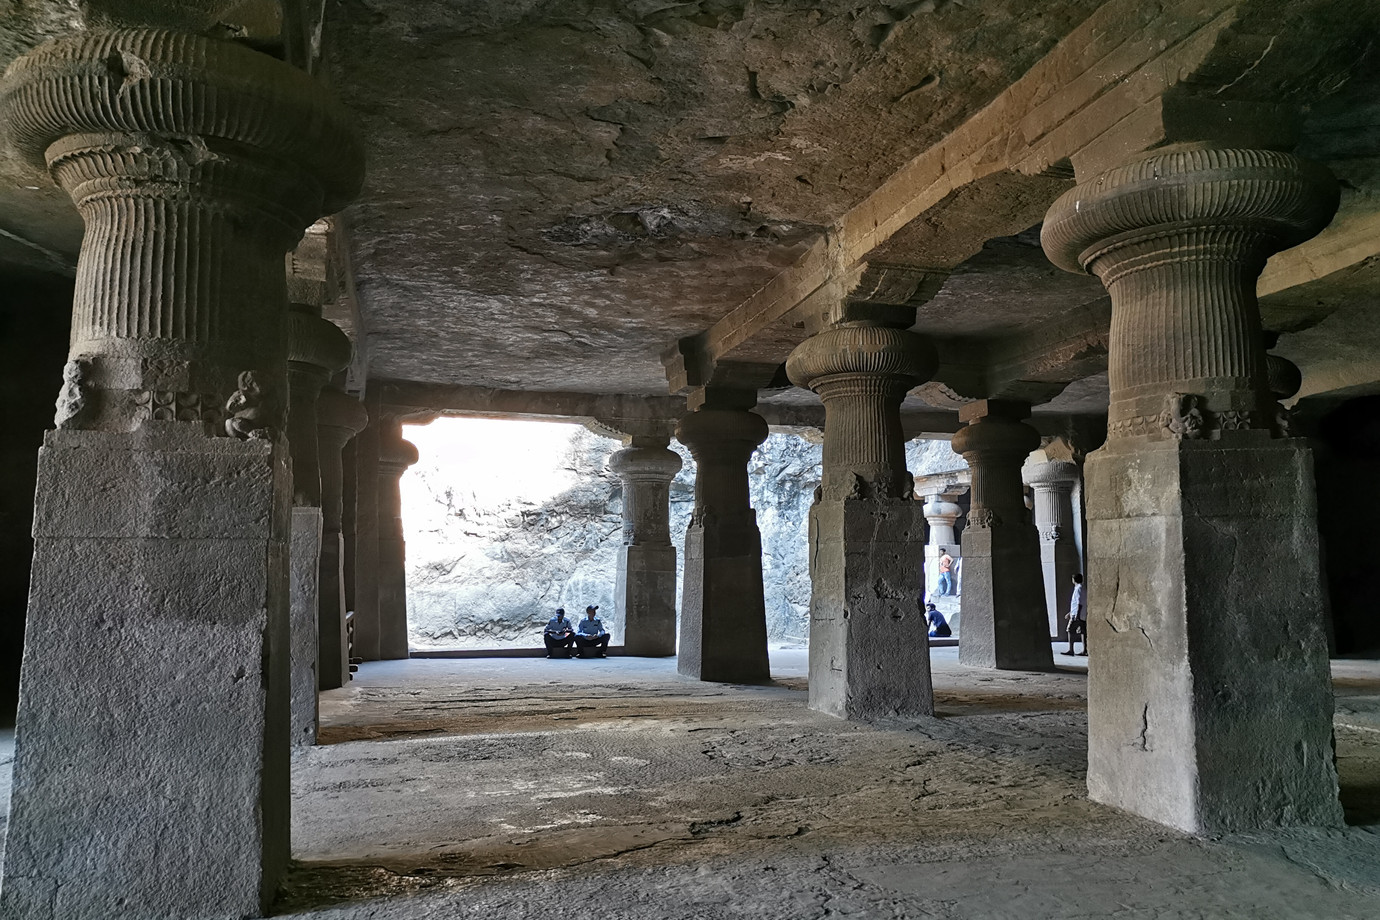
[285, 309, 352, 745]
[0, 29, 361, 920]
[675, 389, 770, 683]
[951, 400, 1053, 671]
[1022, 459, 1081, 640]
[1042, 147, 1343, 833]
[376, 420, 419, 660]
[351, 403, 382, 661]
[923, 493, 963, 599]
[610, 437, 683, 656]
[787, 322, 936, 719]
[316, 386, 368, 689]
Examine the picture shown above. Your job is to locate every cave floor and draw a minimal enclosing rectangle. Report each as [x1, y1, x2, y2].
[272, 649, 1380, 919]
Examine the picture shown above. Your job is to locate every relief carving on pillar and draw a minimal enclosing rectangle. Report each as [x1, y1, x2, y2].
[1274, 403, 1292, 438]
[1164, 393, 1205, 440]
[1041, 525, 1063, 542]
[134, 389, 224, 426]
[225, 371, 274, 440]
[690, 504, 717, 528]
[53, 358, 90, 428]
[968, 508, 1002, 529]
[622, 522, 637, 545]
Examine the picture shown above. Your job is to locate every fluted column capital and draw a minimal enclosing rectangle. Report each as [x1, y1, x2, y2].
[288, 312, 353, 381]
[316, 387, 368, 444]
[785, 322, 936, 395]
[1042, 148, 1337, 280]
[675, 407, 768, 464]
[377, 435, 420, 477]
[1022, 459, 1080, 490]
[2, 29, 364, 222]
[609, 443, 683, 483]
[1041, 148, 1337, 444]
[2, 29, 364, 437]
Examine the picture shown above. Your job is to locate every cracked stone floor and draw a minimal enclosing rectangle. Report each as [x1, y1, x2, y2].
[3, 647, 1380, 918]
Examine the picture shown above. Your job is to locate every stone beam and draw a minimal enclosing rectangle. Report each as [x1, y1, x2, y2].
[376, 379, 686, 426]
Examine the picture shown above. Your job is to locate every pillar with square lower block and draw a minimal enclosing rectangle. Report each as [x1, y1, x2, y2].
[1023, 459, 1082, 641]
[787, 321, 936, 719]
[1043, 146, 1343, 834]
[316, 386, 368, 689]
[952, 400, 1054, 671]
[610, 436, 683, 656]
[0, 28, 362, 919]
[285, 307, 352, 746]
[376, 420, 419, 660]
[676, 389, 770, 683]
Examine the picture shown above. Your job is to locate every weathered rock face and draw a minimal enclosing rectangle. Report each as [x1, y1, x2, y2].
[404, 420, 964, 649]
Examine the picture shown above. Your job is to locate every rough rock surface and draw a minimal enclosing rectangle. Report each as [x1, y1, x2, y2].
[403, 420, 964, 650]
[260, 652, 1380, 918]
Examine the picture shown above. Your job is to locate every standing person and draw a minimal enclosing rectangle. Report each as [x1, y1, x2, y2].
[937, 549, 955, 596]
[574, 605, 610, 658]
[543, 607, 576, 658]
[1065, 573, 1088, 656]
[925, 603, 952, 638]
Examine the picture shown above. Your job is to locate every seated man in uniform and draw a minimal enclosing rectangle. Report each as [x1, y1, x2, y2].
[543, 607, 576, 658]
[574, 605, 610, 658]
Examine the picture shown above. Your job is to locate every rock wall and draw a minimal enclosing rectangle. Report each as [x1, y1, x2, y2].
[403, 419, 965, 650]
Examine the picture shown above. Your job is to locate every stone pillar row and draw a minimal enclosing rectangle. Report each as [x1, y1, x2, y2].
[0, 27, 363, 920]
[787, 320, 936, 719]
[1043, 146, 1342, 834]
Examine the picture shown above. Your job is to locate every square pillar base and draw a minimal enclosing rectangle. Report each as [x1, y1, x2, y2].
[317, 531, 348, 689]
[1085, 435, 1342, 834]
[290, 507, 323, 747]
[678, 513, 769, 683]
[1041, 540, 1081, 640]
[0, 427, 291, 920]
[377, 535, 409, 660]
[618, 542, 677, 656]
[808, 498, 932, 720]
[958, 523, 1053, 670]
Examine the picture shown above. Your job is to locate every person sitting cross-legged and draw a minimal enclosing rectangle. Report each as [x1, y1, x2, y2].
[543, 607, 576, 658]
[574, 605, 610, 658]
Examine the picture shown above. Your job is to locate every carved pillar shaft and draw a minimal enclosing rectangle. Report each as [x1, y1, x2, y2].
[376, 420, 419, 661]
[1023, 459, 1081, 641]
[950, 400, 1052, 671]
[0, 28, 362, 920]
[316, 387, 367, 690]
[787, 322, 936, 720]
[1042, 147, 1342, 834]
[610, 437, 682, 656]
[675, 395, 770, 683]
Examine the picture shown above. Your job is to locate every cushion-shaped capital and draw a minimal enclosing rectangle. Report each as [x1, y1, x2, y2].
[287, 313, 353, 375]
[786, 322, 936, 392]
[1041, 148, 1338, 275]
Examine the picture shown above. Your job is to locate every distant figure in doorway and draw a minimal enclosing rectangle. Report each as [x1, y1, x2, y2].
[937, 549, 955, 596]
[1065, 573, 1088, 656]
[544, 607, 576, 658]
[925, 603, 952, 638]
[575, 605, 610, 658]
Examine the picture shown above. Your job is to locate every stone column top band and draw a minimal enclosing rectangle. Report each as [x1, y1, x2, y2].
[377, 436, 419, 474]
[288, 313, 353, 375]
[316, 388, 369, 435]
[784, 321, 937, 386]
[1041, 147, 1337, 277]
[1022, 459, 1079, 487]
[1, 29, 364, 214]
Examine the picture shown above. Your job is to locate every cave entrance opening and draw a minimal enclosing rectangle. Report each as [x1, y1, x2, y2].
[400, 415, 658, 653]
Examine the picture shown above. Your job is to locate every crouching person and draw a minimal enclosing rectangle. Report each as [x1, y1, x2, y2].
[574, 605, 610, 658]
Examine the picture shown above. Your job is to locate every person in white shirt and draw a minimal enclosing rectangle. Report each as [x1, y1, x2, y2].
[1065, 573, 1087, 656]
